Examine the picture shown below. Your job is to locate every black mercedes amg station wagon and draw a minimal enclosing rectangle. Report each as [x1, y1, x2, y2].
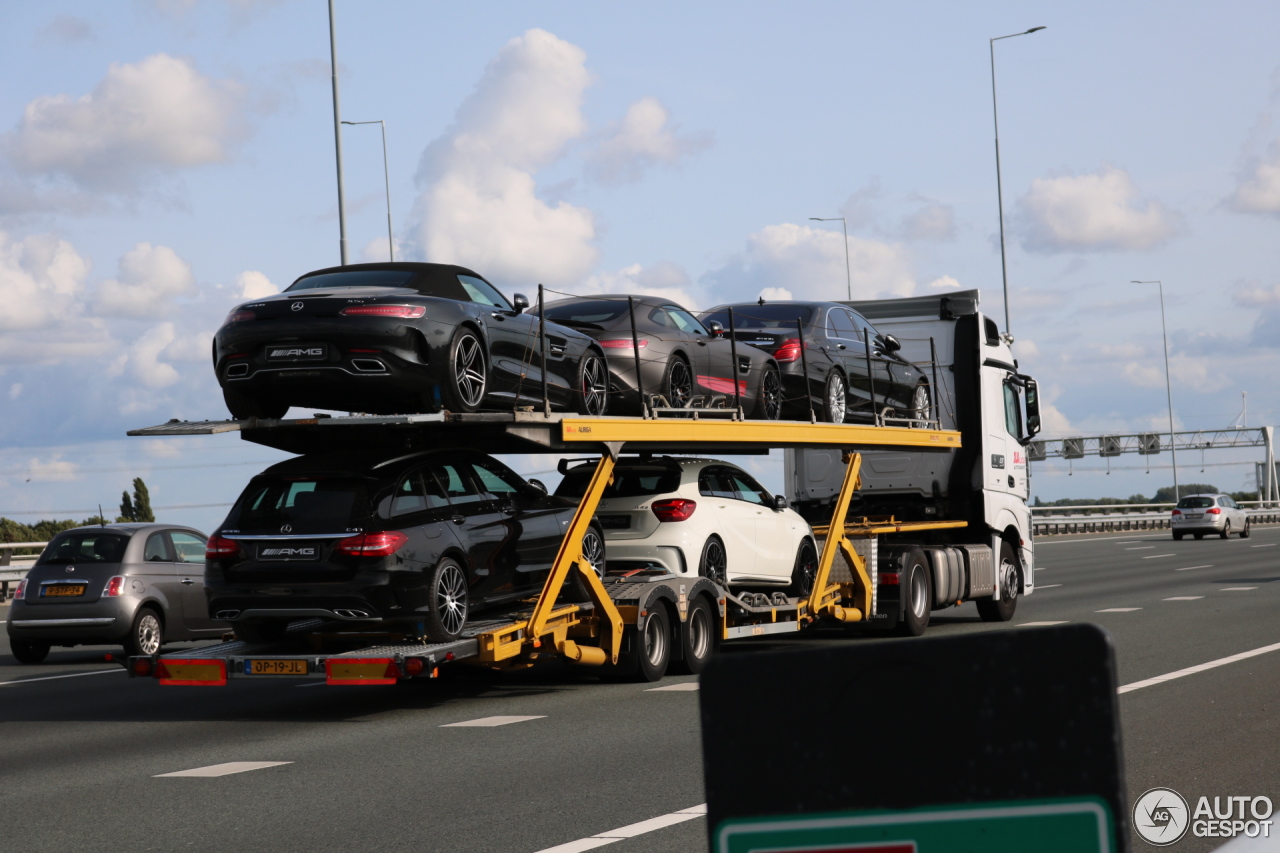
[204, 450, 605, 642]
[213, 262, 608, 419]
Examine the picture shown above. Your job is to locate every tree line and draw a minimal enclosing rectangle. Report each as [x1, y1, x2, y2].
[1033, 483, 1259, 507]
[1, 478, 155, 556]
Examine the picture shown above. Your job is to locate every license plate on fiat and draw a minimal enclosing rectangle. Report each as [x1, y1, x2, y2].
[245, 659, 309, 676]
[42, 583, 87, 597]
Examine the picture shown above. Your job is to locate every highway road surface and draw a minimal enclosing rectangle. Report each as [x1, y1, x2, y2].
[3, 525, 1278, 853]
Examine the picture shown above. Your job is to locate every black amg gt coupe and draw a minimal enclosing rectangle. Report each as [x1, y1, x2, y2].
[213, 263, 609, 419]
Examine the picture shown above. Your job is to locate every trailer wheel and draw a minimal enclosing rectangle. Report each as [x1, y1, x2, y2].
[977, 541, 1020, 623]
[698, 535, 727, 586]
[423, 557, 469, 642]
[896, 548, 931, 636]
[635, 605, 672, 681]
[671, 596, 715, 675]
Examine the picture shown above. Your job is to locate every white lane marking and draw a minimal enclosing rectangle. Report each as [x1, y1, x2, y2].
[1163, 596, 1204, 601]
[1142, 554, 1176, 559]
[1038, 584, 1063, 589]
[533, 805, 707, 853]
[1220, 587, 1257, 591]
[1125, 546, 1156, 551]
[440, 715, 545, 727]
[1252, 544, 1277, 548]
[1114, 539, 1148, 544]
[1038, 535, 1170, 545]
[647, 682, 699, 692]
[1176, 565, 1213, 571]
[1119, 641, 1280, 694]
[295, 681, 327, 688]
[1018, 621, 1068, 626]
[0, 669, 124, 687]
[155, 761, 292, 778]
[1096, 608, 1142, 612]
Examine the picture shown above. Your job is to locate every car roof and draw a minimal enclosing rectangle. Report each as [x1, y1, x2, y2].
[60, 523, 202, 535]
[545, 294, 678, 308]
[255, 448, 488, 479]
[292, 262, 488, 286]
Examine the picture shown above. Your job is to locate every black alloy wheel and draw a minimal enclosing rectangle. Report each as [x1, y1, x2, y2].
[699, 536, 727, 586]
[671, 595, 715, 676]
[123, 607, 164, 657]
[977, 540, 1020, 623]
[566, 522, 608, 602]
[751, 365, 783, 420]
[909, 380, 931, 427]
[223, 387, 289, 420]
[896, 548, 932, 636]
[575, 353, 609, 416]
[823, 371, 847, 424]
[424, 557, 469, 642]
[789, 539, 819, 597]
[442, 328, 487, 412]
[9, 639, 50, 664]
[662, 356, 693, 408]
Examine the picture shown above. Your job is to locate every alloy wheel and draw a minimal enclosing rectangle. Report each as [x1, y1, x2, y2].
[581, 357, 608, 416]
[453, 334, 486, 408]
[1000, 557, 1019, 602]
[910, 382, 930, 426]
[581, 527, 605, 579]
[826, 373, 847, 423]
[136, 612, 161, 655]
[701, 539, 727, 586]
[760, 368, 783, 419]
[436, 563, 469, 635]
[668, 360, 693, 407]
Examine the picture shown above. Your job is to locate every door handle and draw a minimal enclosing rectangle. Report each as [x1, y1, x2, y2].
[452, 515, 466, 525]
[180, 578, 195, 585]
[837, 344, 846, 350]
[500, 504, 517, 515]
[490, 313, 506, 321]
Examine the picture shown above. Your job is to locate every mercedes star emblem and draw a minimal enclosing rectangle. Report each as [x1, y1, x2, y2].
[291, 301, 304, 311]
[66, 566, 75, 573]
[281, 524, 293, 534]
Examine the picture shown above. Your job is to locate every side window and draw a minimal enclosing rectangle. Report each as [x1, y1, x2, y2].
[470, 459, 522, 497]
[170, 531, 207, 563]
[143, 532, 172, 562]
[663, 307, 710, 336]
[727, 470, 771, 506]
[829, 309, 858, 340]
[647, 306, 675, 328]
[387, 472, 430, 517]
[457, 274, 512, 310]
[698, 467, 733, 498]
[1004, 380, 1023, 440]
[433, 462, 485, 506]
[1218, 497, 1231, 508]
[984, 317, 1001, 346]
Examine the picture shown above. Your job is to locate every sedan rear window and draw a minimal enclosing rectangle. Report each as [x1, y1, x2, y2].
[541, 300, 631, 329]
[555, 463, 682, 500]
[38, 532, 130, 565]
[1176, 497, 1215, 509]
[226, 477, 374, 533]
[702, 304, 813, 329]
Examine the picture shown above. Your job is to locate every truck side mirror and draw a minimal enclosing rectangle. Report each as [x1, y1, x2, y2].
[512, 293, 530, 313]
[1023, 377, 1041, 437]
[708, 321, 725, 338]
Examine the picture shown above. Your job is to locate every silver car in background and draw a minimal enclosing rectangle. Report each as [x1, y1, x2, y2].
[5, 523, 224, 664]
[1170, 494, 1250, 540]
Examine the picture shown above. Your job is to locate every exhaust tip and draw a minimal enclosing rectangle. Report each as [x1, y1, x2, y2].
[225, 363, 249, 378]
[351, 359, 387, 373]
[333, 609, 371, 619]
[215, 610, 241, 620]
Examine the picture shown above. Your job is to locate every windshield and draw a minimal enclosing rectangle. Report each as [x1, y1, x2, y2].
[225, 476, 375, 533]
[555, 462, 682, 500]
[288, 270, 418, 291]
[38, 531, 130, 565]
[702, 304, 813, 330]
[541, 300, 631, 329]
[1176, 497, 1215, 509]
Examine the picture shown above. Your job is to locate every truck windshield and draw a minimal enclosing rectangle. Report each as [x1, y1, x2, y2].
[1176, 497, 1215, 509]
[226, 477, 375, 533]
[555, 463, 681, 500]
[702, 304, 813, 329]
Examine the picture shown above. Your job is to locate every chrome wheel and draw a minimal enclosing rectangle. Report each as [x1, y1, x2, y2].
[579, 356, 609, 416]
[700, 537, 727, 586]
[642, 611, 667, 669]
[581, 525, 606, 579]
[436, 562, 469, 635]
[908, 565, 930, 621]
[999, 557, 1019, 603]
[453, 333, 486, 409]
[687, 606, 711, 661]
[667, 359, 693, 407]
[136, 612, 161, 655]
[825, 372, 847, 423]
[910, 381, 930, 427]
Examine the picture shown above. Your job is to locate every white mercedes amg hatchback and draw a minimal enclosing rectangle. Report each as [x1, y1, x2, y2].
[554, 456, 817, 593]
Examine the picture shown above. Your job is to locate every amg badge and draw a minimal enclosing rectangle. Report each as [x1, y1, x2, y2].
[268, 347, 325, 359]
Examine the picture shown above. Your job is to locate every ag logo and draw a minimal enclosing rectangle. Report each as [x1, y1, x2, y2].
[291, 301, 304, 311]
[1134, 787, 1190, 845]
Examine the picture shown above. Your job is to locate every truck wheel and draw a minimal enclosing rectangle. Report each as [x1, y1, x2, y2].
[788, 539, 818, 597]
[10, 639, 51, 664]
[671, 596, 715, 675]
[123, 607, 164, 657]
[423, 557, 469, 642]
[699, 535, 727, 586]
[223, 387, 289, 420]
[634, 605, 672, 681]
[977, 541, 1020, 623]
[896, 548, 931, 636]
[441, 328, 487, 413]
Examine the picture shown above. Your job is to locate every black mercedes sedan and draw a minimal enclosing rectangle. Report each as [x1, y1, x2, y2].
[213, 262, 609, 419]
[699, 300, 931, 424]
[204, 450, 605, 643]
[538, 295, 783, 418]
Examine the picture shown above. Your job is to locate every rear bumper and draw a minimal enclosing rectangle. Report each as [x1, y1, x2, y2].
[1171, 516, 1227, 531]
[604, 541, 690, 575]
[6, 599, 130, 642]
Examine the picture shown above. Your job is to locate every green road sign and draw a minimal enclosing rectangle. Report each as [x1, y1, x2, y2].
[715, 797, 1114, 853]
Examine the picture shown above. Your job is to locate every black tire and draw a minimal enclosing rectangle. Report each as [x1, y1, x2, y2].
[671, 595, 715, 676]
[10, 638, 50, 664]
[977, 540, 1020, 623]
[661, 355, 693, 408]
[565, 521, 607, 602]
[822, 370, 847, 424]
[751, 365, 783, 420]
[123, 607, 164, 657]
[1220, 521, 1231, 540]
[896, 548, 932, 636]
[1172, 531, 1184, 541]
[223, 387, 289, 420]
[634, 605, 672, 681]
[909, 379, 931, 427]
[699, 535, 727, 586]
[440, 327, 487, 413]
[1193, 532, 1205, 540]
[574, 351, 609, 416]
[233, 620, 290, 644]
[788, 539, 818, 597]
[423, 557, 469, 642]
[1241, 519, 1251, 538]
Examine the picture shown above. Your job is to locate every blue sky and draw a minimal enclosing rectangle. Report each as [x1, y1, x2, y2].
[2, 0, 1278, 531]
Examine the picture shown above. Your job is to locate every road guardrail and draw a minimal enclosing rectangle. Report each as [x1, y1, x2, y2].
[1, 542, 46, 599]
[1032, 504, 1280, 535]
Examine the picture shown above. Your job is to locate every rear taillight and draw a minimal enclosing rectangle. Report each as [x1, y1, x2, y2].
[1171, 509, 1181, 515]
[225, 309, 255, 323]
[206, 535, 240, 559]
[336, 531, 409, 557]
[340, 305, 427, 319]
[651, 499, 697, 522]
[600, 338, 649, 349]
[13, 579, 26, 600]
[103, 576, 125, 597]
[773, 338, 802, 362]
[1206, 507, 1221, 515]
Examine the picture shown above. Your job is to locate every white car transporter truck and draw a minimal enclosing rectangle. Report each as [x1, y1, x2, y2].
[787, 289, 1042, 634]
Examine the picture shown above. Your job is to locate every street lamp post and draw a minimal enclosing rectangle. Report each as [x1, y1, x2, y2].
[990, 25, 1046, 338]
[341, 120, 395, 261]
[1132, 280, 1180, 501]
[328, 0, 349, 265]
[809, 217, 852, 301]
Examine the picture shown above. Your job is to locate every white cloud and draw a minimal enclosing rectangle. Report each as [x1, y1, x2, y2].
[409, 29, 597, 287]
[233, 270, 278, 300]
[0, 231, 91, 331]
[926, 275, 961, 290]
[574, 261, 699, 308]
[1230, 139, 1280, 216]
[1015, 166, 1178, 253]
[900, 202, 955, 242]
[358, 236, 401, 264]
[1233, 279, 1280, 306]
[28, 456, 77, 482]
[94, 242, 196, 318]
[759, 287, 793, 302]
[8, 383, 21, 400]
[587, 96, 711, 186]
[2, 53, 246, 196]
[1121, 355, 1223, 393]
[116, 322, 182, 388]
[702, 222, 916, 304]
